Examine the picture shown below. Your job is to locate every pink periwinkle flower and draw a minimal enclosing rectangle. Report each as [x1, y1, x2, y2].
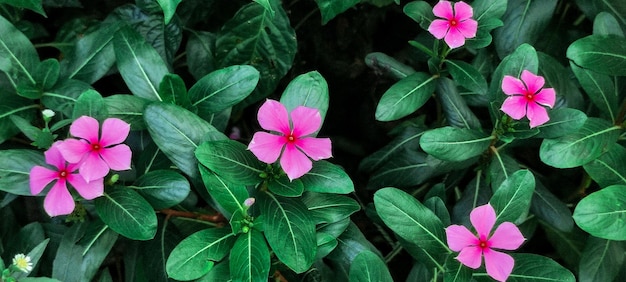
[57, 116, 132, 182]
[428, 1, 478, 49]
[445, 203, 525, 282]
[248, 99, 332, 180]
[30, 142, 104, 217]
[500, 70, 556, 128]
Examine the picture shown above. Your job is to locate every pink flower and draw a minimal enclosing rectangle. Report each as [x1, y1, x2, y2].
[57, 116, 132, 182]
[500, 70, 556, 128]
[30, 142, 104, 217]
[428, 1, 478, 49]
[445, 203, 525, 282]
[248, 99, 332, 180]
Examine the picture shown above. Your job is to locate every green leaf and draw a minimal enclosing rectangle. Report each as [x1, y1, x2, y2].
[375, 72, 437, 121]
[364, 52, 416, 80]
[199, 165, 248, 217]
[258, 192, 317, 273]
[35, 58, 60, 91]
[593, 12, 624, 36]
[573, 185, 626, 240]
[531, 182, 574, 233]
[144, 102, 226, 178]
[159, 73, 190, 108]
[0, 14, 38, 85]
[542, 221, 586, 270]
[186, 30, 215, 80]
[567, 35, 626, 76]
[367, 151, 449, 190]
[535, 108, 588, 139]
[216, 1, 296, 106]
[446, 60, 488, 96]
[166, 228, 235, 281]
[493, 0, 557, 58]
[189, 65, 259, 114]
[348, 251, 393, 282]
[538, 52, 584, 110]
[374, 188, 449, 264]
[72, 89, 108, 120]
[95, 186, 158, 240]
[578, 236, 625, 282]
[490, 170, 535, 224]
[492, 253, 575, 281]
[314, 0, 360, 24]
[253, 0, 275, 18]
[443, 255, 472, 282]
[472, 0, 508, 21]
[570, 62, 619, 122]
[229, 230, 271, 282]
[130, 170, 190, 209]
[299, 160, 354, 194]
[540, 118, 621, 168]
[0, 149, 44, 195]
[280, 71, 329, 125]
[41, 78, 90, 118]
[420, 127, 493, 162]
[104, 94, 148, 130]
[157, 0, 182, 24]
[60, 22, 121, 84]
[195, 139, 264, 186]
[436, 77, 481, 129]
[196, 261, 230, 282]
[0, 0, 46, 16]
[403, 1, 433, 30]
[114, 26, 169, 101]
[584, 143, 626, 187]
[302, 192, 360, 224]
[268, 175, 304, 197]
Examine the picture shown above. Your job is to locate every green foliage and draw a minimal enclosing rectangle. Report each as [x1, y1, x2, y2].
[375, 72, 437, 121]
[573, 185, 626, 241]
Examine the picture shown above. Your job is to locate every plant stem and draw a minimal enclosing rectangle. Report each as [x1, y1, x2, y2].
[159, 209, 226, 225]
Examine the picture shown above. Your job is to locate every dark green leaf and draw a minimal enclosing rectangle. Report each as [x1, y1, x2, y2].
[156, 0, 182, 24]
[35, 58, 60, 90]
[531, 181, 574, 232]
[199, 165, 248, 217]
[41, 79, 90, 118]
[229, 230, 271, 282]
[359, 119, 425, 173]
[573, 185, 626, 240]
[568, 35, 626, 76]
[367, 150, 436, 190]
[72, 89, 108, 120]
[0, 0, 46, 16]
[446, 60, 488, 96]
[196, 261, 230, 282]
[570, 62, 619, 122]
[302, 192, 360, 224]
[104, 94, 148, 130]
[114, 26, 169, 101]
[348, 251, 393, 282]
[538, 52, 584, 110]
[578, 236, 625, 282]
[314, 0, 360, 24]
[436, 77, 481, 129]
[491, 170, 535, 224]
[131, 170, 190, 209]
[364, 52, 416, 80]
[542, 221, 586, 270]
[535, 108, 587, 139]
[259, 192, 317, 273]
[0, 149, 44, 195]
[0, 14, 38, 85]
[253, 0, 274, 18]
[280, 71, 329, 125]
[300, 160, 354, 194]
[472, 0, 507, 21]
[593, 12, 624, 36]
[584, 143, 626, 187]
[375, 72, 437, 121]
[540, 118, 621, 168]
[268, 175, 304, 197]
[403, 1, 433, 30]
[95, 186, 158, 240]
[195, 139, 264, 185]
[420, 127, 493, 162]
[166, 228, 235, 281]
[189, 65, 259, 114]
[481, 253, 575, 281]
[159, 73, 190, 108]
[443, 255, 472, 282]
[186, 30, 215, 80]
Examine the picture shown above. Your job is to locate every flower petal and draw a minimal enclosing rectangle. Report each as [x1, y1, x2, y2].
[453, 1, 474, 21]
[470, 203, 496, 239]
[501, 96, 528, 120]
[521, 70, 545, 94]
[290, 106, 322, 137]
[483, 249, 515, 282]
[457, 18, 478, 38]
[100, 118, 130, 147]
[526, 102, 550, 128]
[432, 0, 453, 19]
[79, 152, 110, 182]
[444, 26, 466, 48]
[257, 99, 290, 134]
[501, 76, 527, 95]
[280, 143, 313, 180]
[68, 174, 104, 200]
[44, 182, 75, 217]
[445, 225, 478, 252]
[456, 245, 483, 269]
[69, 116, 100, 143]
[534, 88, 556, 108]
[30, 166, 58, 195]
[57, 139, 92, 164]
[295, 137, 332, 161]
[489, 222, 525, 250]
[44, 142, 67, 168]
[100, 144, 132, 171]
[248, 132, 286, 164]
[428, 19, 451, 40]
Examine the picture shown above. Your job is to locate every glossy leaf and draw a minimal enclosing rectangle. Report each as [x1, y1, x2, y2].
[531, 181, 574, 233]
[159, 73, 190, 108]
[299, 160, 354, 194]
[436, 77, 481, 129]
[0, 14, 38, 85]
[199, 165, 249, 216]
[186, 30, 215, 80]
[476, 253, 575, 281]
[535, 108, 587, 139]
[189, 65, 259, 114]
[540, 118, 621, 168]
[570, 62, 618, 122]
[157, 0, 182, 24]
[280, 71, 329, 124]
[253, 0, 274, 18]
[314, 0, 360, 24]
[364, 52, 416, 80]
[72, 89, 107, 120]
[420, 127, 493, 162]
[348, 251, 393, 282]
[367, 150, 437, 190]
[567, 35, 626, 76]
[578, 236, 625, 282]
[195, 139, 264, 186]
[229, 230, 271, 282]
[41, 78, 90, 118]
[593, 12, 624, 36]
[114, 26, 169, 101]
[0, 149, 44, 195]
[144, 102, 226, 178]
[95, 186, 157, 240]
[131, 170, 190, 209]
[573, 185, 626, 240]
[35, 58, 60, 91]
[446, 60, 488, 96]
[375, 72, 437, 121]
[0, 0, 45, 16]
[359, 119, 425, 172]
[268, 175, 304, 197]
[403, 1, 433, 30]
[104, 94, 148, 130]
[491, 170, 535, 225]
[538, 52, 584, 110]
[302, 192, 360, 224]
[166, 228, 235, 281]
[583, 143, 626, 187]
[258, 192, 317, 273]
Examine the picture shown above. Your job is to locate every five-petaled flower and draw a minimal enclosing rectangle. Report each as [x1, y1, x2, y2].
[30, 142, 104, 217]
[445, 203, 525, 282]
[500, 70, 556, 128]
[428, 1, 478, 49]
[12, 253, 33, 273]
[248, 99, 332, 180]
[57, 116, 132, 182]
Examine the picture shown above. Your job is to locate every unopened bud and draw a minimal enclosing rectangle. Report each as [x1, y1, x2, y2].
[244, 198, 255, 208]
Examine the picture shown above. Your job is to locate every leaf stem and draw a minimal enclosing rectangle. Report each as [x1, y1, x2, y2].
[159, 209, 226, 226]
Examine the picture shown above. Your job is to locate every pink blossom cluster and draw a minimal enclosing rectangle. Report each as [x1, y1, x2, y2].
[30, 116, 132, 217]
